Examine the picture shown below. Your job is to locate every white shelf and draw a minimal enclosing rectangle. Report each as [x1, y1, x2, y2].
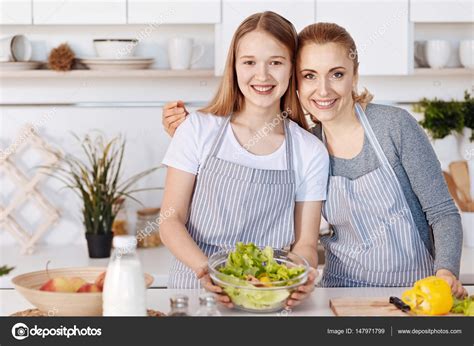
[413, 68, 473, 76]
[0, 69, 216, 78]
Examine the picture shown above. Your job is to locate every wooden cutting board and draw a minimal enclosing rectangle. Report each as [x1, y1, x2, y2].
[329, 297, 462, 316]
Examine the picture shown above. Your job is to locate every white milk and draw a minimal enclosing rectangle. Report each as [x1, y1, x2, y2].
[102, 235, 147, 316]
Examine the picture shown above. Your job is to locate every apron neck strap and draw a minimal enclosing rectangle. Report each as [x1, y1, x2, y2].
[321, 103, 391, 173]
[208, 115, 231, 157]
[354, 103, 391, 169]
[283, 118, 293, 172]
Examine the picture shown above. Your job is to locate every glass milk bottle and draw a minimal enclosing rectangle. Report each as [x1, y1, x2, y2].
[103, 235, 147, 316]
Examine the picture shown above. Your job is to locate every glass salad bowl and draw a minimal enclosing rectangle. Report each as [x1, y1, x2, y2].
[208, 244, 309, 313]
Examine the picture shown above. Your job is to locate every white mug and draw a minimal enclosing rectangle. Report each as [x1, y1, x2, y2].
[425, 40, 451, 69]
[168, 38, 204, 70]
[459, 40, 474, 69]
[0, 35, 32, 62]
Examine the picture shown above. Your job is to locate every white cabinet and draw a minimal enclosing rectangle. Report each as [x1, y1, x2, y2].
[215, 0, 316, 75]
[33, 0, 126, 25]
[316, 0, 410, 76]
[0, 0, 32, 24]
[128, 0, 221, 24]
[410, 0, 474, 22]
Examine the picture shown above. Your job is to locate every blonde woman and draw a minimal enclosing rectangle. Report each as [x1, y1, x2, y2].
[163, 22, 467, 298]
[159, 12, 329, 308]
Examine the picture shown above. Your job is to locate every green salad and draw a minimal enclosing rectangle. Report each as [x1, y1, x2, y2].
[216, 242, 306, 310]
[451, 296, 474, 316]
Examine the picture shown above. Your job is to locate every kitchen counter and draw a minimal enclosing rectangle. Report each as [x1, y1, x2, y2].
[1, 244, 474, 288]
[1, 286, 473, 317]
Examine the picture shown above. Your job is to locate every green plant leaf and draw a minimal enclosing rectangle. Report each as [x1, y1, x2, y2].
[415, 96, 465, 139]
[0, 266, 14, 277]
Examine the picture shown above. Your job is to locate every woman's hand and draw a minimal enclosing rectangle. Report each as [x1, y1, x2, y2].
[196, 266, 233, 309]
[162, 100, 188, 137]
[285, 267, 317, 308]
[436, 269, 467, 299]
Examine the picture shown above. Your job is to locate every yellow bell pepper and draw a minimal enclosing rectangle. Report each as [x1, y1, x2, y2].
[401, 276, 453, 315]
[257, 274, 272, 287]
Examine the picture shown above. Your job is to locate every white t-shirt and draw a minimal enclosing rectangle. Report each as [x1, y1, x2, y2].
[162, 112, 329, 201]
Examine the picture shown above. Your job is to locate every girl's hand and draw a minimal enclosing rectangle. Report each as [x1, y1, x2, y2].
[196, 266, 233, 309]
[162, 100, 189, 137]
[285, 267, 317, 308]
[436, 269, 468, 299]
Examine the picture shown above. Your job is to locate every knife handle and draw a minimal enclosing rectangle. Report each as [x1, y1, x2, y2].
[389, 296, 411, 313]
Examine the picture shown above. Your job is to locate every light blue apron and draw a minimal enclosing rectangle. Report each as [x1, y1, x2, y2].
[168, 115, 296, 288]
[320, 103, 434, 287]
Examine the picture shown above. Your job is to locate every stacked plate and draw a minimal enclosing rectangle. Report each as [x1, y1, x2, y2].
[0, 61, 43, 71]
[77, 57, 154, 70]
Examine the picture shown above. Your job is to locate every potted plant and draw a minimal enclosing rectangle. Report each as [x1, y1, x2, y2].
[414, 96, 465, 164]
[47, 133, 162, 258]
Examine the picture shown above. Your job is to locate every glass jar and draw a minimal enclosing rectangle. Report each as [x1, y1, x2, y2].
[169, 294, 189, 316]
[112, 197, 129, 237]
[194, 293, 221, 316]
[136, 207, 162, 248]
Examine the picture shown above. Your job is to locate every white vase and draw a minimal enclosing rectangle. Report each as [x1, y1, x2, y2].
[431, 134, 461, 170]
[459, 128, 473, 160]
[468, 160, 474, 200]
[459, 40, 474, 69]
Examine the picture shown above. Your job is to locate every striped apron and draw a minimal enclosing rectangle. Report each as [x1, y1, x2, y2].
[168, 115, 296, 288]
[319, 103, 434, 287]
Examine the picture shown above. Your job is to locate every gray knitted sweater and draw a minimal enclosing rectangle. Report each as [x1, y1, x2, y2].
[311, 103, 463, 278]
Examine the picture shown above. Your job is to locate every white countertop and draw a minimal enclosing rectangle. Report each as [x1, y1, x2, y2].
[1, 244, 473, 289]
[1, 286, 473, 317]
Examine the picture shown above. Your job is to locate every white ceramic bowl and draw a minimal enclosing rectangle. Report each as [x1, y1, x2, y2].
[459, 40, 474, 69]
[93, 39, 138, 59]
[425, 40, 451, 69]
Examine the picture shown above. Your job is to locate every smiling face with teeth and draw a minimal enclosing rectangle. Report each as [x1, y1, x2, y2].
[297, 42, 357, 124]
[235, 30, 292, 114]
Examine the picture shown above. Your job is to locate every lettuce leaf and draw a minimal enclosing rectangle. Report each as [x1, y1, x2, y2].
[451, 296, 474, 316]
[218, 242, 305, 283]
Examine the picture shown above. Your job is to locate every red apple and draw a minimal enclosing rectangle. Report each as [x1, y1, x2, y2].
[77, 283, 101, 293]
[40, 277, 76, 292]
[94, 271, 106, 291]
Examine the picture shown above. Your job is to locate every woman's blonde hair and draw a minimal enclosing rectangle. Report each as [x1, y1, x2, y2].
[200, 11, 307, 128]
[297, 22, 374, 105]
